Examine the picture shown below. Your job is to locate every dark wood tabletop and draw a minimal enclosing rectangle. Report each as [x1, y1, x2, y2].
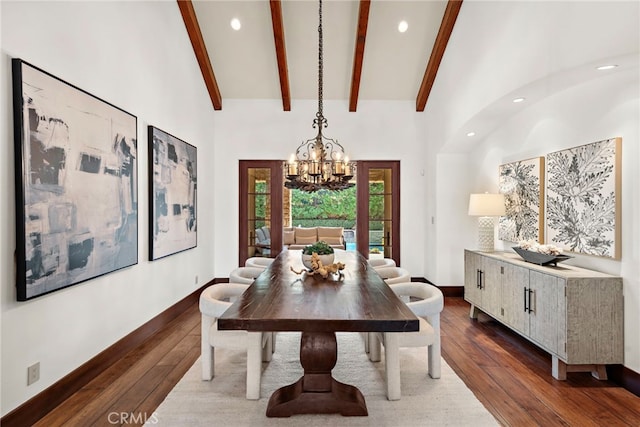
[217, 250, 418, 333]
[217, 249, 418, 417]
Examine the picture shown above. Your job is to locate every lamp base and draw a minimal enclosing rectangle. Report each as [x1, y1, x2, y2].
[477, 216, 495, 252]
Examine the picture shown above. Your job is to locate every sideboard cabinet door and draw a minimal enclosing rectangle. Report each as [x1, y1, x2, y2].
[464, 250, 502, 319]
[464, 250, 482, 309]
[564, 277, 624, 365]
[501, 263, 530, 335]
[528, 271, 564, 355]
[482, 257, 502, 318]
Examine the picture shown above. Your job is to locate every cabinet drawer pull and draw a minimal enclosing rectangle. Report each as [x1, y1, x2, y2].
[524, 287, 528, 312]
[528, 289, 534, 314]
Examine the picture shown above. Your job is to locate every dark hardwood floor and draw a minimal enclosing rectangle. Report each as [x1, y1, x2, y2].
[442, 298, 640, 426]
[36, 297, 640, 426]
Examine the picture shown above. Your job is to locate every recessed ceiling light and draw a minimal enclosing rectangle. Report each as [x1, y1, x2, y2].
[230, 18, 241, 31]
[596, 64, 617, 71]
[398, 20, 408, 33]
[467, 132, 476, 137]
[512, 97, 525, 103]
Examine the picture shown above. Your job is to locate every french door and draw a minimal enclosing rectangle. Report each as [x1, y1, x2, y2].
[238, 160, 283, 266]
[356, 161, 400, 266]
[239, 160, 400, 266]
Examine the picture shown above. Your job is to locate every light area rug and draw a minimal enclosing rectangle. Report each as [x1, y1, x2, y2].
[149, 332, 499, 427]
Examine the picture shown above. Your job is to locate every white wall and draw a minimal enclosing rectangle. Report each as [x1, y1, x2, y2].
[1, 0, 638, 417]
[425, 1, 639, 154]
[435, 70, 640, 372]
[469, 71, 639, 372]
[211, 99, 427, 276]
[1, 1, 216, 415]
[424, 0, 640, 375]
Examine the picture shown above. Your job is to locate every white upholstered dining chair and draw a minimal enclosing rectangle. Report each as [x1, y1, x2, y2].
[375, 267, 411, 285]
[367, 258, 396, 269]
[229, 266, 265, 285]
[368, 282, 444, 400]
[362, 265, 411, 353]
[199, 283, 273, 400]
[245, 257, 274, 269]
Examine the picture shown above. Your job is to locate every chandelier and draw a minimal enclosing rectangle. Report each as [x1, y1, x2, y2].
[284, 0, 355, 192]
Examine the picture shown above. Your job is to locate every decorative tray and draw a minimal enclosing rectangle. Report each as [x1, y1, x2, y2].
[512, 247, 572, 266]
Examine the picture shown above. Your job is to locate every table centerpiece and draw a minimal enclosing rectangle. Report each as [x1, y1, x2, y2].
[301, 241, 335, 270]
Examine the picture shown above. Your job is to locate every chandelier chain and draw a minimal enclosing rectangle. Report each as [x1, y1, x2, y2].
[283, 0, 355, 192]
[317, 0, 323, 119]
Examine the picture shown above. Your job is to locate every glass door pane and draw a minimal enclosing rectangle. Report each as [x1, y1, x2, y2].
[368, 169, 392, 259]
[356, 161, 399, 265]
[247, 168, 271, 258]
[239, 160, 283, 266]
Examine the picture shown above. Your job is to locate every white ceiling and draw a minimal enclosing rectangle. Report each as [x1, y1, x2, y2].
[191, 0, 448, 101]
[430, 0, 640, 152]
[188, 0, 639, 152]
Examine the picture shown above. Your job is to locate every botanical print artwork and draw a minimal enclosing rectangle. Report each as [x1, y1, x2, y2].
[546, 138, 621, 258]
[149, 126, 197, 260]
[12, 59, 138, 301]
[498, 157, 544, 243]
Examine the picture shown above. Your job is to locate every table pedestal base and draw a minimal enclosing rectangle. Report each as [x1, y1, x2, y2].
[266, 332, 368, 417]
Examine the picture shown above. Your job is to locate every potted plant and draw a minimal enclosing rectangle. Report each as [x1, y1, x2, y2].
[301, 241, 335, 269]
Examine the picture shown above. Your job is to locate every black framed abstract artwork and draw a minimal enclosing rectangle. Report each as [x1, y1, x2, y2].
[148, 126, 197, 260]
[546, 137, 622, 258]
[12, 59, 138, 301]
[498, 157, 545, 243]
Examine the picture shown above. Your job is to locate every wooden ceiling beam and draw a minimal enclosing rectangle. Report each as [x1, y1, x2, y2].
[416, 0, 463, 112]
[270, 0, 291, 111]
[177, 0, 222, 110]
[349, 0, 371, 112]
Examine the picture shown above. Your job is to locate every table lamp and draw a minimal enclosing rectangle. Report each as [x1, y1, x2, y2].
[468, 193, 506, 252]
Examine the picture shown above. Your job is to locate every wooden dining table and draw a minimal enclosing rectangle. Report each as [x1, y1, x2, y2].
[217, 250, 418, 417]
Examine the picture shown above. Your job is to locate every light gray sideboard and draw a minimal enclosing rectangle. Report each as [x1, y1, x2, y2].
[464, 250, 623, 380]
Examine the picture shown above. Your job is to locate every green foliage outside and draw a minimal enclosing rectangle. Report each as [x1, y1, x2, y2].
[291, 183, 385, 230]
[291, 187, 357, 228]
[254, 181, 268, 228]
[367, 182, 384, 230]
[253, 181, 386, 231]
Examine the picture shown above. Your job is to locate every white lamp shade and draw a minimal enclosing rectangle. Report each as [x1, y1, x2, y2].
[468, 193, 506, 216]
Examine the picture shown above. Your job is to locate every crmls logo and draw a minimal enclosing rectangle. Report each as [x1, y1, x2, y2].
[107, 412, 159, 424]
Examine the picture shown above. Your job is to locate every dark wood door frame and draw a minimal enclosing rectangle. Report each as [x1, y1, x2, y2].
[239, 160, 399, 267]
[356, 161, 401, 266]
[238, 160, 283, 266]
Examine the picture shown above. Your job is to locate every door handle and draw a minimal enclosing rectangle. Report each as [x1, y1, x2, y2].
[524, 288, 534, 313]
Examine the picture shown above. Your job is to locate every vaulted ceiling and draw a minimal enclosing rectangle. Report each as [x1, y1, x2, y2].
[177, 0, 462, 112]
[175, 0, 639, 154]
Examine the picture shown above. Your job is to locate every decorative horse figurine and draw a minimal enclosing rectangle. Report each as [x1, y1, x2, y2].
[290, 252, 345, 279]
